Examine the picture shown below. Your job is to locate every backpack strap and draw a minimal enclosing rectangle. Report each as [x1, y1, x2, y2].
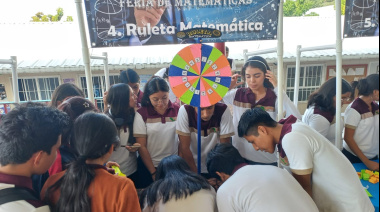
[0, 187, 39, 205]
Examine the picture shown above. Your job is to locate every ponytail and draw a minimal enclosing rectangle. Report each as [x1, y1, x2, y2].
[46, 158, 95, 212]
[358, 74, 379, 96]
[45, 113, 119, 212]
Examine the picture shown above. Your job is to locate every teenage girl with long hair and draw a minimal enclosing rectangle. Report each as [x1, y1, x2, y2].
[223, 56, 301, 166]
[105, 83, 140, 185]
[42, 113, 141, 212]
[134, 77, 180, 188]
[343, 74, 379, 171]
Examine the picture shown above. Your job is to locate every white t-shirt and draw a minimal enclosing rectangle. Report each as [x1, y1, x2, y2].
[280, 119, 374, 212]
[109, 128, 137, 177]
[302, 106, 344, 144]
[217, 165, 318, 212]
[223, 87, 301, 163]
[133, 102, 179, 167]
[343, 98, 379, 158]
[142, 188, 217, 212]
[176, 104, 235, 173]
[0, 182, 50, 212]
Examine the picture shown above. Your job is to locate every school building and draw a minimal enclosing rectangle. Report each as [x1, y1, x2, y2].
[0, 16, 378, 114]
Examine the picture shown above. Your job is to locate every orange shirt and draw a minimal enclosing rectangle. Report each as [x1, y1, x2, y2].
[41, 166, 141, 212]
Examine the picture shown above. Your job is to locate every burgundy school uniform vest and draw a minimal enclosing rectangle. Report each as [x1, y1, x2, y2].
[184, 103, 228, 137]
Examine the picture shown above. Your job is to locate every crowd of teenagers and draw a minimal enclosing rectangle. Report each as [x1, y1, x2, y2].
[0, 56, 378, 212]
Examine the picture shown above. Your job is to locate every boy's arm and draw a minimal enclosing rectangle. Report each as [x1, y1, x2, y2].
[292, 173, 313, 197]
[178, 135, 198, 173]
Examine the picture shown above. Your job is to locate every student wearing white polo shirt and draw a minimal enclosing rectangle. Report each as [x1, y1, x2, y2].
[134, 77, 180, 188]
[176, 103, 234, 176]
[223, 56, 301, 165]
[105, 84, 139, 186]
[238, 108, 374, 212]
[343, 74, 379, 171]
[303, 77, 352, 144]
[206, 143, 318, 212]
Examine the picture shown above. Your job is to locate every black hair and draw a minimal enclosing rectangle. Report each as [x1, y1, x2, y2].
[120, 69, 140, 84]
[45, 113, 120, 212]
[0, 102, 69, 166]
[307, 77, 352, 114]
[357, 74, 379, 96]
[238, 108, 277, 137]
[350, 81, 359, 100]
[141, 76, 170, 107]
[105, 83, 136, 144]
[58, 97, 99, 147]
[206, 143, 245, 177]
[242, 56, 274, 89]
[140, 155, 211, 208]
[50, 83, 85, 108]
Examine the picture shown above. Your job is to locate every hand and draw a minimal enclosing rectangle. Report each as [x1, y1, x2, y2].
[105, 161, 120, 169]
[365, 160, 379, 171]
[266, 70, 277, 88]
[229, 74, 244, 90]
[103, 91, 109, 108]
[134, 1, 166, 29]
[126, 145, 139, 153]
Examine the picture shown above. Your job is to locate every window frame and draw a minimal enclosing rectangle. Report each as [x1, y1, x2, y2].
[12, 76, 61, 101]
[285, 64, 326, 102]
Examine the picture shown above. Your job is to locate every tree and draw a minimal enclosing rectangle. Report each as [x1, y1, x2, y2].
[334, 0, 346, 15]
[30, 7, 72, 22]
[66, 16, 74, 22]
[284, 0, 324, 17]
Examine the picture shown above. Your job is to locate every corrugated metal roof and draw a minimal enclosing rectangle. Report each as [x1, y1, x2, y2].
[0, 16, 379, 73]
[0, 46, 378, 73]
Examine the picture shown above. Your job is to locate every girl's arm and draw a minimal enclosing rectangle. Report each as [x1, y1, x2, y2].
[136, 137, 157, 179]
[344, 128, 379, 171]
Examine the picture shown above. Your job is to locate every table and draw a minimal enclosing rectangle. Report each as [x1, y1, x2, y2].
[353, 160, 379, 212]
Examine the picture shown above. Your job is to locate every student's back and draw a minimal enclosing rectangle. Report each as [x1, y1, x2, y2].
[282, 121, 373, 212]
[42, 167, 139, 212]
[140, 156, 217, 212]
[216, 165, 318, 212]
[41, 113, 141, 212]
[142, 189, 216, 212]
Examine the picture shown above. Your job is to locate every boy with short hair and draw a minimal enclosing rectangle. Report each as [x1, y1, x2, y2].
[238, 108, 374, 212]
[176, 103, 234, 175]
[0, 103, 69, 211]
[206, 143, 318, 212]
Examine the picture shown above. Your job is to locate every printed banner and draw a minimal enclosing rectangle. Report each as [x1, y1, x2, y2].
[84, 0, 280, 47]
[344, 0, 379, 38]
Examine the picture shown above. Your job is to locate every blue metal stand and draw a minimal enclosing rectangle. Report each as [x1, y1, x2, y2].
[197, 106, 202, 174]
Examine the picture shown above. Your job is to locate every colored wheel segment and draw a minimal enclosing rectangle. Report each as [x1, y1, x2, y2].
[169, 44, 232, 108]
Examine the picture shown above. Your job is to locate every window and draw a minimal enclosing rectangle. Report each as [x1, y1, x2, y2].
[80, 75, 119, 111]
[286, 65, 323, 102]
[18, 77, 60, 101]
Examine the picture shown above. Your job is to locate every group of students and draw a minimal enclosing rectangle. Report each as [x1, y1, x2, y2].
[0, 56, 378, 212]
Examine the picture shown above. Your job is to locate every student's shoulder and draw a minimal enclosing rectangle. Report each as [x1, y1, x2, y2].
[95, 169, 135, 188]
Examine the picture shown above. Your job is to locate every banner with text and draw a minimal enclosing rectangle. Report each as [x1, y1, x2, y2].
[84, 0, 280, 47]
[344, 0, 379, 38]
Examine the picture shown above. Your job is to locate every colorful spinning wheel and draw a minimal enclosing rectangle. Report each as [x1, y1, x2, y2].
[169, 44, 232, 108]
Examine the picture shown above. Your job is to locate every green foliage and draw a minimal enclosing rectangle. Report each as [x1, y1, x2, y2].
[31, 16, 40, 22]
[305, 12, 320, 17]
[30, 7, 72, 22]
[284, 0, 348, 17]
[56, 8, 64, 21]
[284, 0, 322, 17]
[41, 15, 49, 22]
[66, 16, 74, 22]
[334, 0, 347, 15]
